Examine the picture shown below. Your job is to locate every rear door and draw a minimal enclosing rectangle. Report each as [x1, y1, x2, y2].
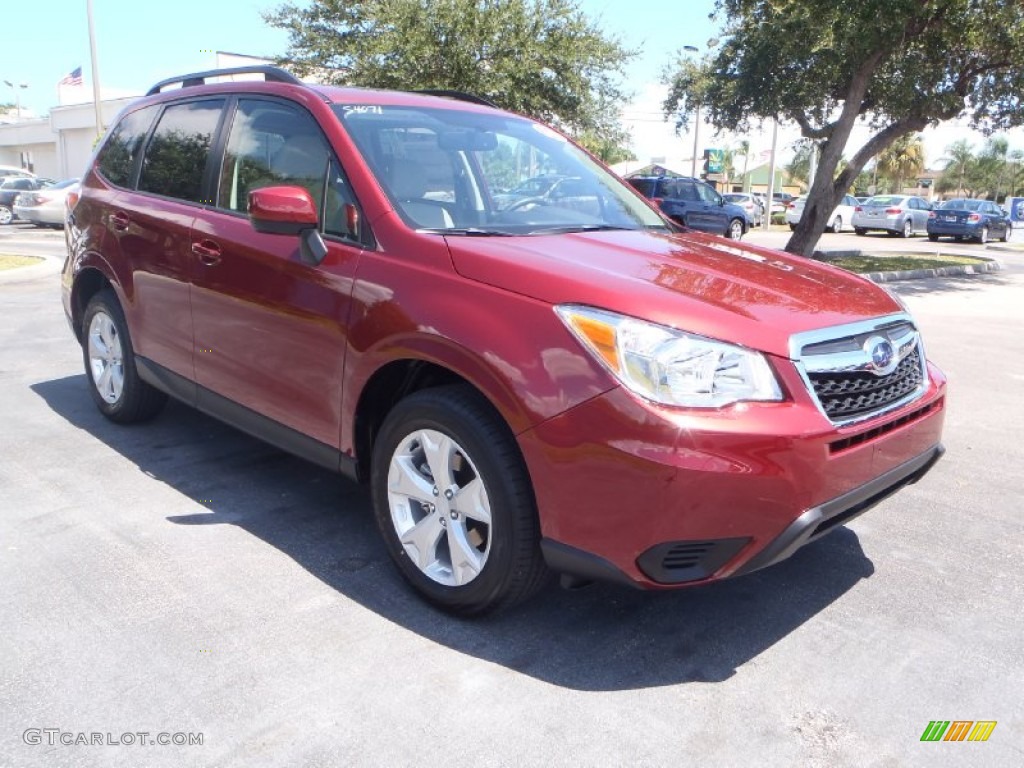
[190, 97, 365, 447]
[112, 99, 226, 384]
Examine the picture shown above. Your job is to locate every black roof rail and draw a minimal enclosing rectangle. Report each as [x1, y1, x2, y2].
[146, 65, 303, 96]
[414, 89, 498, 108]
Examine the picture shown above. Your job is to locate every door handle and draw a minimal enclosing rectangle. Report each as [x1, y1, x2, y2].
[110, 211, 130, 231]
[191, 240, 222, 266]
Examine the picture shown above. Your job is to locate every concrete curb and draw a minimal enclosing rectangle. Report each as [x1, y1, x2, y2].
[813, 250, 1003, 283]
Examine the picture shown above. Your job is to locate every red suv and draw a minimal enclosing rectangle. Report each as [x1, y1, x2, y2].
[62, 67, 946, 615]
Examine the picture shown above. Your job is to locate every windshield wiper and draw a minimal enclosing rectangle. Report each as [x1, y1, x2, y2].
[419, 227, 516, 236]
[526, 224, 638, 235]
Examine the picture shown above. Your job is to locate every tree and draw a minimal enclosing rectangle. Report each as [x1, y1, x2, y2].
[939, 139, 975, 197]
[736, 139, 752, 191]
[875, 134, 925, 193]
[785, 141, 815, 191]
[265, 0, 633, 141]
[663, 0, 1024, 257]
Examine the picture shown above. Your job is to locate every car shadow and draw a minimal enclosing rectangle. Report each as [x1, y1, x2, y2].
[32, 375, 876, 691]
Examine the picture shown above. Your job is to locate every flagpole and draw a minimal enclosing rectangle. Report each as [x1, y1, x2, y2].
[87, 0, 104, 137]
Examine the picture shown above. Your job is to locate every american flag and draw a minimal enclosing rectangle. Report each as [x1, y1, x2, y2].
[58, 67, 83, 87]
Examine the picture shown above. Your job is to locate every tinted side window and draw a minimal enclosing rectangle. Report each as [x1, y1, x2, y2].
[676, 181, 699, 202]
[95, 105, 159, 188]
[696, 182, 720, 204]
[138, 100, 224, 203]
[218, 99, 361, 242]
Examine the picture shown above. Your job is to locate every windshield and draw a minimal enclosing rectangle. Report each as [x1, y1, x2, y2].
[333, 104, 667, 235]
[866, 196, 904, 206]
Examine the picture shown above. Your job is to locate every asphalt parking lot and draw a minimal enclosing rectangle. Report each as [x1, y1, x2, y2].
[1, 225, 1022, 767]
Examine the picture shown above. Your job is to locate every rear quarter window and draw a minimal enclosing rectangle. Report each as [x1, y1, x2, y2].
[95, 105, 160, 188]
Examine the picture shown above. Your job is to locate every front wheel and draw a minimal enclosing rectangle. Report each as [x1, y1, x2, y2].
[371, 385, 549, 615]
[726, 218, 744, 240]
[82, 289, 168, 423]
[829, 216, 843, 233]
[0, 205, 13, 225]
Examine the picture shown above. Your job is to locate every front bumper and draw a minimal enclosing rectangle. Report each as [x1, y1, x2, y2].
[520, 361, 946, 589]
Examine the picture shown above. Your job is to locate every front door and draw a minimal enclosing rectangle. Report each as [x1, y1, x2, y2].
[190, 98, 366, 448]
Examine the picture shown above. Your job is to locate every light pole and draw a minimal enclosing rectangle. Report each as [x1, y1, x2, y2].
[3, 80, 28, 119]
[683, 45, 700, 177]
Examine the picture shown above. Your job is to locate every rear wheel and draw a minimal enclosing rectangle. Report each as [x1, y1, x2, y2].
[901, 219, 913, 238]
[977, 225, 989, 244]
[1000, 224, 1010, 243]
[788, 223, 797, 231]
[82, 289, 167, 423]
[371, 385, 548, 615]
[854, 227, 867, 236]
[726, 218, 744, 240]
[928, 234, 939, 242]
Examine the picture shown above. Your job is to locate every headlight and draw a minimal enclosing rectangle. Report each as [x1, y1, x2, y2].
[556, 305, 782, 408]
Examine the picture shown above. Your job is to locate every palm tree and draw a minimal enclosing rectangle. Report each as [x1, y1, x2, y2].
[736, 139, 751, 192]
[941, 139, 975, 197]
[1009, 149, 1024, 197]
[876, 134, 925, 194]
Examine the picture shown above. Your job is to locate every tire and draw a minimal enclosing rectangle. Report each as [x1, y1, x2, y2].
[82, 289, 168, 423]
[788, 223, 797, 231]
[829, 216, 842, 233]
[1000, 225, 1010, 243]
[371, 385, 549, 615]
[977, 225, 988, 244]
[0, 205, 12, 225]
[901, 219, 913, 238]
[854, 227, 867, 236]
[726, 218, 744, 239]
[928, 234, 939, 242]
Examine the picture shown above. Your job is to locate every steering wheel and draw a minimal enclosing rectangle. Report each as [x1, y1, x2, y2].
[502, 196, 552, 213]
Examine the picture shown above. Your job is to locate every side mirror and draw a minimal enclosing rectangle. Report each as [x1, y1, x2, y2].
[248, 186, 319, 236]
[249, 185, 327, 265]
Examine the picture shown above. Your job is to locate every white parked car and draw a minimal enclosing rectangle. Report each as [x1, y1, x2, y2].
[13, 178, 79, 228]
[785, 193, 859, 233]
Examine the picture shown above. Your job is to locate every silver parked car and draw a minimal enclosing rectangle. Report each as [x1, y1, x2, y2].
[852, 194, 933, 237]
[722, 192, 764, 227]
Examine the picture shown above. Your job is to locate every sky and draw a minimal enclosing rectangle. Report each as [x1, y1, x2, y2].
[4, 0, 1019, 171]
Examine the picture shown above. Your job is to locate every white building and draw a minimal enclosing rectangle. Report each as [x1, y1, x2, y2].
[0, 52, 272, 181]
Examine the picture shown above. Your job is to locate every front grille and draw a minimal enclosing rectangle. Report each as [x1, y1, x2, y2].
[809, 347, 924, 420]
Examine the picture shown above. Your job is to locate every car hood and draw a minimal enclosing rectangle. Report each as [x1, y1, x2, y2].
[445, 229, 900, 359]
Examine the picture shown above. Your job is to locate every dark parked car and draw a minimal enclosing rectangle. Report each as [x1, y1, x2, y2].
[0, 176, 52, 224]
[627, 175, 748, 239]
[927, 198, 1010, 243]
[62, 65, 946, 615]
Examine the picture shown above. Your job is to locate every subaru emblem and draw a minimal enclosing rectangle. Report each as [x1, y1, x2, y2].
[864, 335, 897, 375]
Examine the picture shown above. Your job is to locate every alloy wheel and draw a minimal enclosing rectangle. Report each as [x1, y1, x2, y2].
[87, 310, 125, 404]
[386, 428, 492, 587]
